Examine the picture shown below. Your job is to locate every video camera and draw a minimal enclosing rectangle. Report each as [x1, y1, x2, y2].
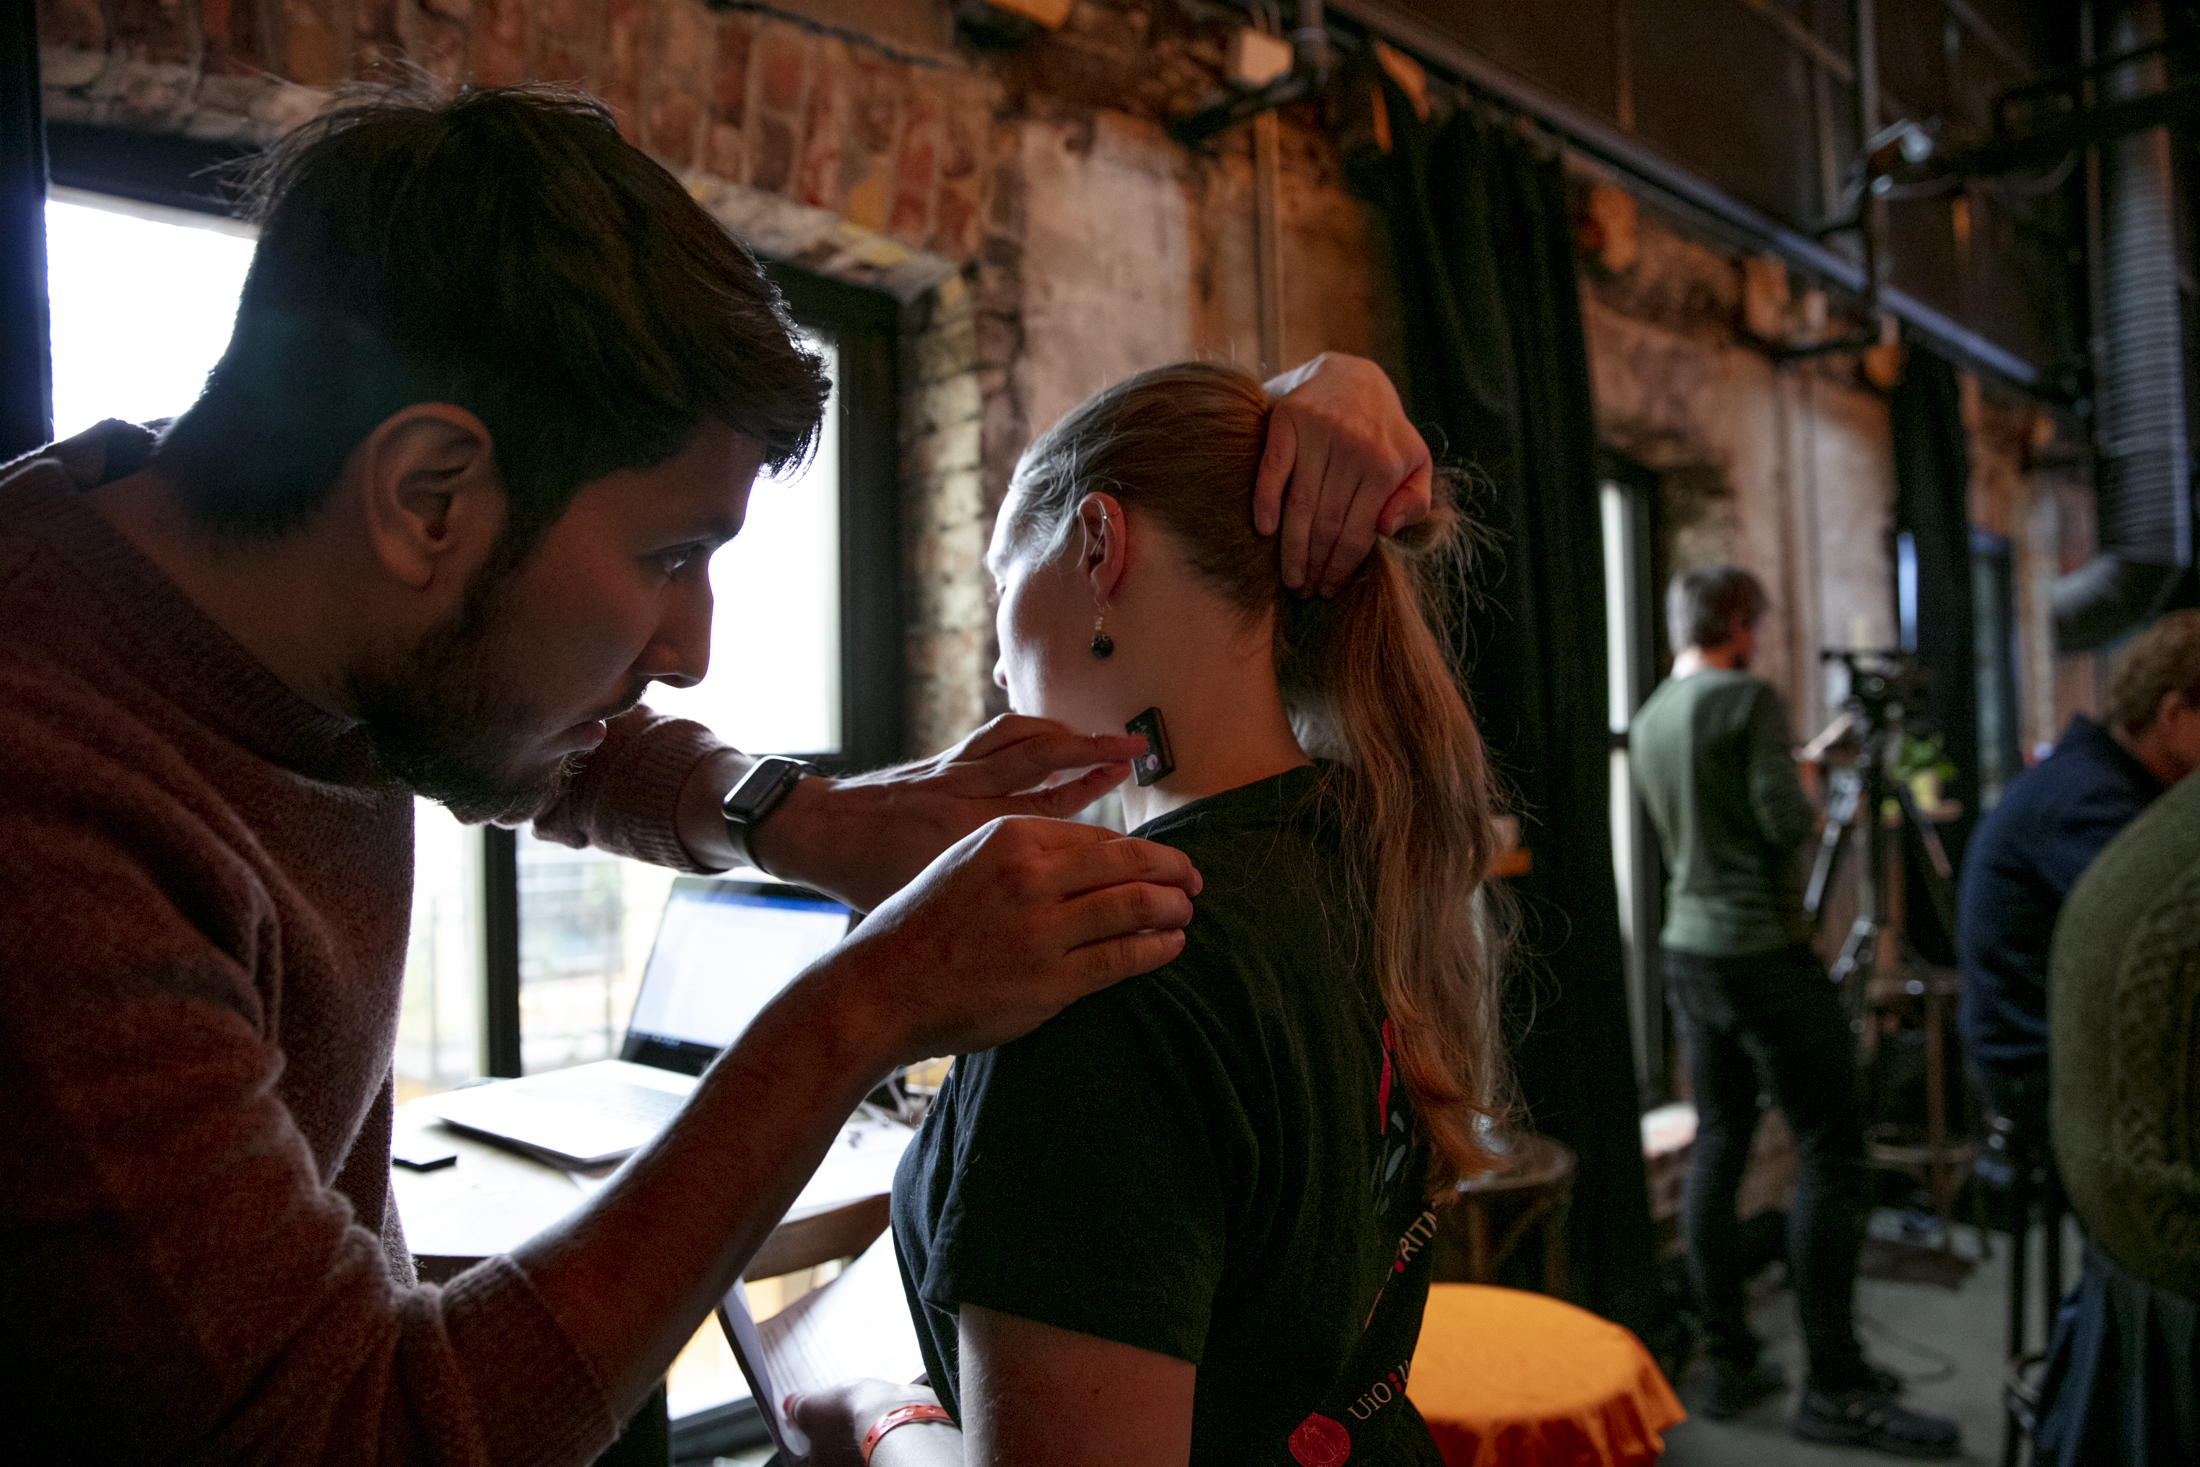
[1820, 648, 1931, 732]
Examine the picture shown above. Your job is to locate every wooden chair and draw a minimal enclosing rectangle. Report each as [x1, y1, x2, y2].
[1438, 1132, 1578, 1295]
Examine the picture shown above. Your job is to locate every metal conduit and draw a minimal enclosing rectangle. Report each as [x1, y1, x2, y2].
[2054, 0, 2196, 650]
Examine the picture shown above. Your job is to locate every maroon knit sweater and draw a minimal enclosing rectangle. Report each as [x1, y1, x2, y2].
[0, 424, 723, 1463]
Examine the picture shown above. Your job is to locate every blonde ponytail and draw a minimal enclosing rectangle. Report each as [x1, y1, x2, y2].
[1010, 361, 1508, 1192]
[1277, 506, 1509, 1187]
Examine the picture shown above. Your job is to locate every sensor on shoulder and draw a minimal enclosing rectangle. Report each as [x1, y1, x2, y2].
[1125, 707, 1176, 787]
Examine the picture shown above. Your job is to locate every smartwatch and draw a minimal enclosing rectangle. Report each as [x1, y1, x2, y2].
[720, 755, 812, 871]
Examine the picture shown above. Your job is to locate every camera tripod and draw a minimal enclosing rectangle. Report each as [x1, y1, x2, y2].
[1804, 652, 1968, 1265]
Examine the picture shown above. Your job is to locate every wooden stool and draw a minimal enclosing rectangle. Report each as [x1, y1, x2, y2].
[1407, 1283, 1685, 1467]
[1439, 1132, 1576, 1293]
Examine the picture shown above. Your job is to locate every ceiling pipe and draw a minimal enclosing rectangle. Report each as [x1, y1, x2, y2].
[1323, 0, 2039, 388]
[2054, 0, 2196, 650]
[1168, 0, 1330, 148]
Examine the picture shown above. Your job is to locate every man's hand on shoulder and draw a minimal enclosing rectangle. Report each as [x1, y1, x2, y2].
[1257, 352, 1434, 597]
[814, 815, 1201, 1063]
[745, 715, 1149, 911]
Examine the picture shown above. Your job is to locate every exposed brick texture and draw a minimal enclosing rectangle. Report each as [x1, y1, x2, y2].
[901, 278, 1001, 753]
[32, 0, 2094, 782]
[31, 0, 1374, 755]
[1573, 172, 2089, 754]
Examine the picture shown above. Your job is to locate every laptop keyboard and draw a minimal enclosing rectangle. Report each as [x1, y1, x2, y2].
[546, 1069, 688, 1127]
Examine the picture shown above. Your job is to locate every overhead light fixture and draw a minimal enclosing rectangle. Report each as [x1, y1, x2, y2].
[1228, 28, 1296, 90]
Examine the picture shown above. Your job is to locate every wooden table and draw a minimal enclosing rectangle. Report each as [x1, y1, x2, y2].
[1407, 1284, 1684, 1467]
[390, 1101, 910, 1284]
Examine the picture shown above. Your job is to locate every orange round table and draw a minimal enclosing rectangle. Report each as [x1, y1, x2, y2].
[1406, 1284, 1685, 1467]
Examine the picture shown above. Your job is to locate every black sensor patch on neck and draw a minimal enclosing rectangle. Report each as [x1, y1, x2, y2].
[1126, 706, 1175, 787]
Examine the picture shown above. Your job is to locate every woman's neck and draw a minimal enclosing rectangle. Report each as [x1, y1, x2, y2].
[1116, 650, 1311, 829]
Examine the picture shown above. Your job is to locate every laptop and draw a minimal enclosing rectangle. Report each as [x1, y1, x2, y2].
[416, 876, 854, 1167]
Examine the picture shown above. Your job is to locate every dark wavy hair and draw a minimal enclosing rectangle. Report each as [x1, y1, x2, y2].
[155, 82, 828, 556]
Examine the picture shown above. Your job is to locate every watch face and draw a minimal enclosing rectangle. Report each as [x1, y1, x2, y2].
[725, 758, 802, 823]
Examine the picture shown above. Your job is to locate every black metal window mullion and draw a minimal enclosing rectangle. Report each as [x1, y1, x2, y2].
[481, 826, 523, 1078]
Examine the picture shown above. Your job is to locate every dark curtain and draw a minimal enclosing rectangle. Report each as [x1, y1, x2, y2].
[1354, 93, 1660, 1331]
[1890, 341, 1978, 952]
[2, 3, 50, 459]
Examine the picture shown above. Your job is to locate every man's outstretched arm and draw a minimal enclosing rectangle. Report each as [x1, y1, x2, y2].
[676, 715, 1147, 911]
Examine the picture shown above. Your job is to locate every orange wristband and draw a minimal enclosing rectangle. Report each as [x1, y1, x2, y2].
[861, 1403, 955, 1464]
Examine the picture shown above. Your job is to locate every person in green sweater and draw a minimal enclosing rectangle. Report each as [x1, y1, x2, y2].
[1631, 566, 1957, 1457]
[2031, 760, 2200, 1465]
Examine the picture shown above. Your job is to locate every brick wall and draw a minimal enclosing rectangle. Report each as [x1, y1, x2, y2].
[1574, 179, 2093, 752]
[49, 3, 2075, 764]
[37, 0, 1379, 757]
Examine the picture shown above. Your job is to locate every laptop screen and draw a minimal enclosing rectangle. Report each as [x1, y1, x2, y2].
[622, 878, 853, 1075]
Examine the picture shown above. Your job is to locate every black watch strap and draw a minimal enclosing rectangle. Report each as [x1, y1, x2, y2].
[720, 756, 811, 871]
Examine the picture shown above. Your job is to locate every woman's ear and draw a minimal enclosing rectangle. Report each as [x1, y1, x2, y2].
[1077, 492, 1129, 609]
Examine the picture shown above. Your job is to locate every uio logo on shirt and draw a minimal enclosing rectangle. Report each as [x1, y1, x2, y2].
[1288, 1412, 1353, 1467]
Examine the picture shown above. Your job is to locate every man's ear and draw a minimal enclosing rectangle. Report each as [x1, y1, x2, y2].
[353, 405, 505, 592]
[1076, 492, 1129, 609]
[2154, 688, 2196, 738]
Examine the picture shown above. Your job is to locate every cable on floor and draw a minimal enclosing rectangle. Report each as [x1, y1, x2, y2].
[1855, 1311, 1961, 1385]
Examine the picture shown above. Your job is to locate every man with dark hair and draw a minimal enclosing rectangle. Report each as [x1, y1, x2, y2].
[0, 85, 1438, 1463]
[1958, 608, 2200, 1140]
[1666, 563, 1771, 656]
[1631, 566, 1958, 1456]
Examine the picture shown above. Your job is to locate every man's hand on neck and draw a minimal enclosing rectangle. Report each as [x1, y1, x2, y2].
[1111, 639, 1311, 832]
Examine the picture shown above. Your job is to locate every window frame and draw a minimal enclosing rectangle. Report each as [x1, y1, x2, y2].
[1597, 448, 1672, 1110]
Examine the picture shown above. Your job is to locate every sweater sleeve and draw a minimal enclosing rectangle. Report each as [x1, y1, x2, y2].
[0, 696, 620, 1465]
[1746, 684, 1816, 854]
[528, 705, 726, 872]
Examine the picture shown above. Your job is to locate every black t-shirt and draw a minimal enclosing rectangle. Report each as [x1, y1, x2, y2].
[891, 765, 1447, 1466]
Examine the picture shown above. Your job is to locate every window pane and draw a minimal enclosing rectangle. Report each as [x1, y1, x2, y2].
[1599, 483, 1634, 735]
[1601, 481, 1655, 1101]
[42, 189, 256, 439]
[644, 337, 841, 756]
[515, 834, 678, 1074]
[397, 800, 485, 1100]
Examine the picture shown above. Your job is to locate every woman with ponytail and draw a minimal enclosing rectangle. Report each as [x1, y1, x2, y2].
[790, 362, 1507, 1467]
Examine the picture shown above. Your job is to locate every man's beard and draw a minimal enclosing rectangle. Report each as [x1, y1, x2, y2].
[349, 552, 635, 825]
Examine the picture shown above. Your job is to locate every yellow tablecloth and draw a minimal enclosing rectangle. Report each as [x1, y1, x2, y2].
[1407, 1284, 1685, 1467]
